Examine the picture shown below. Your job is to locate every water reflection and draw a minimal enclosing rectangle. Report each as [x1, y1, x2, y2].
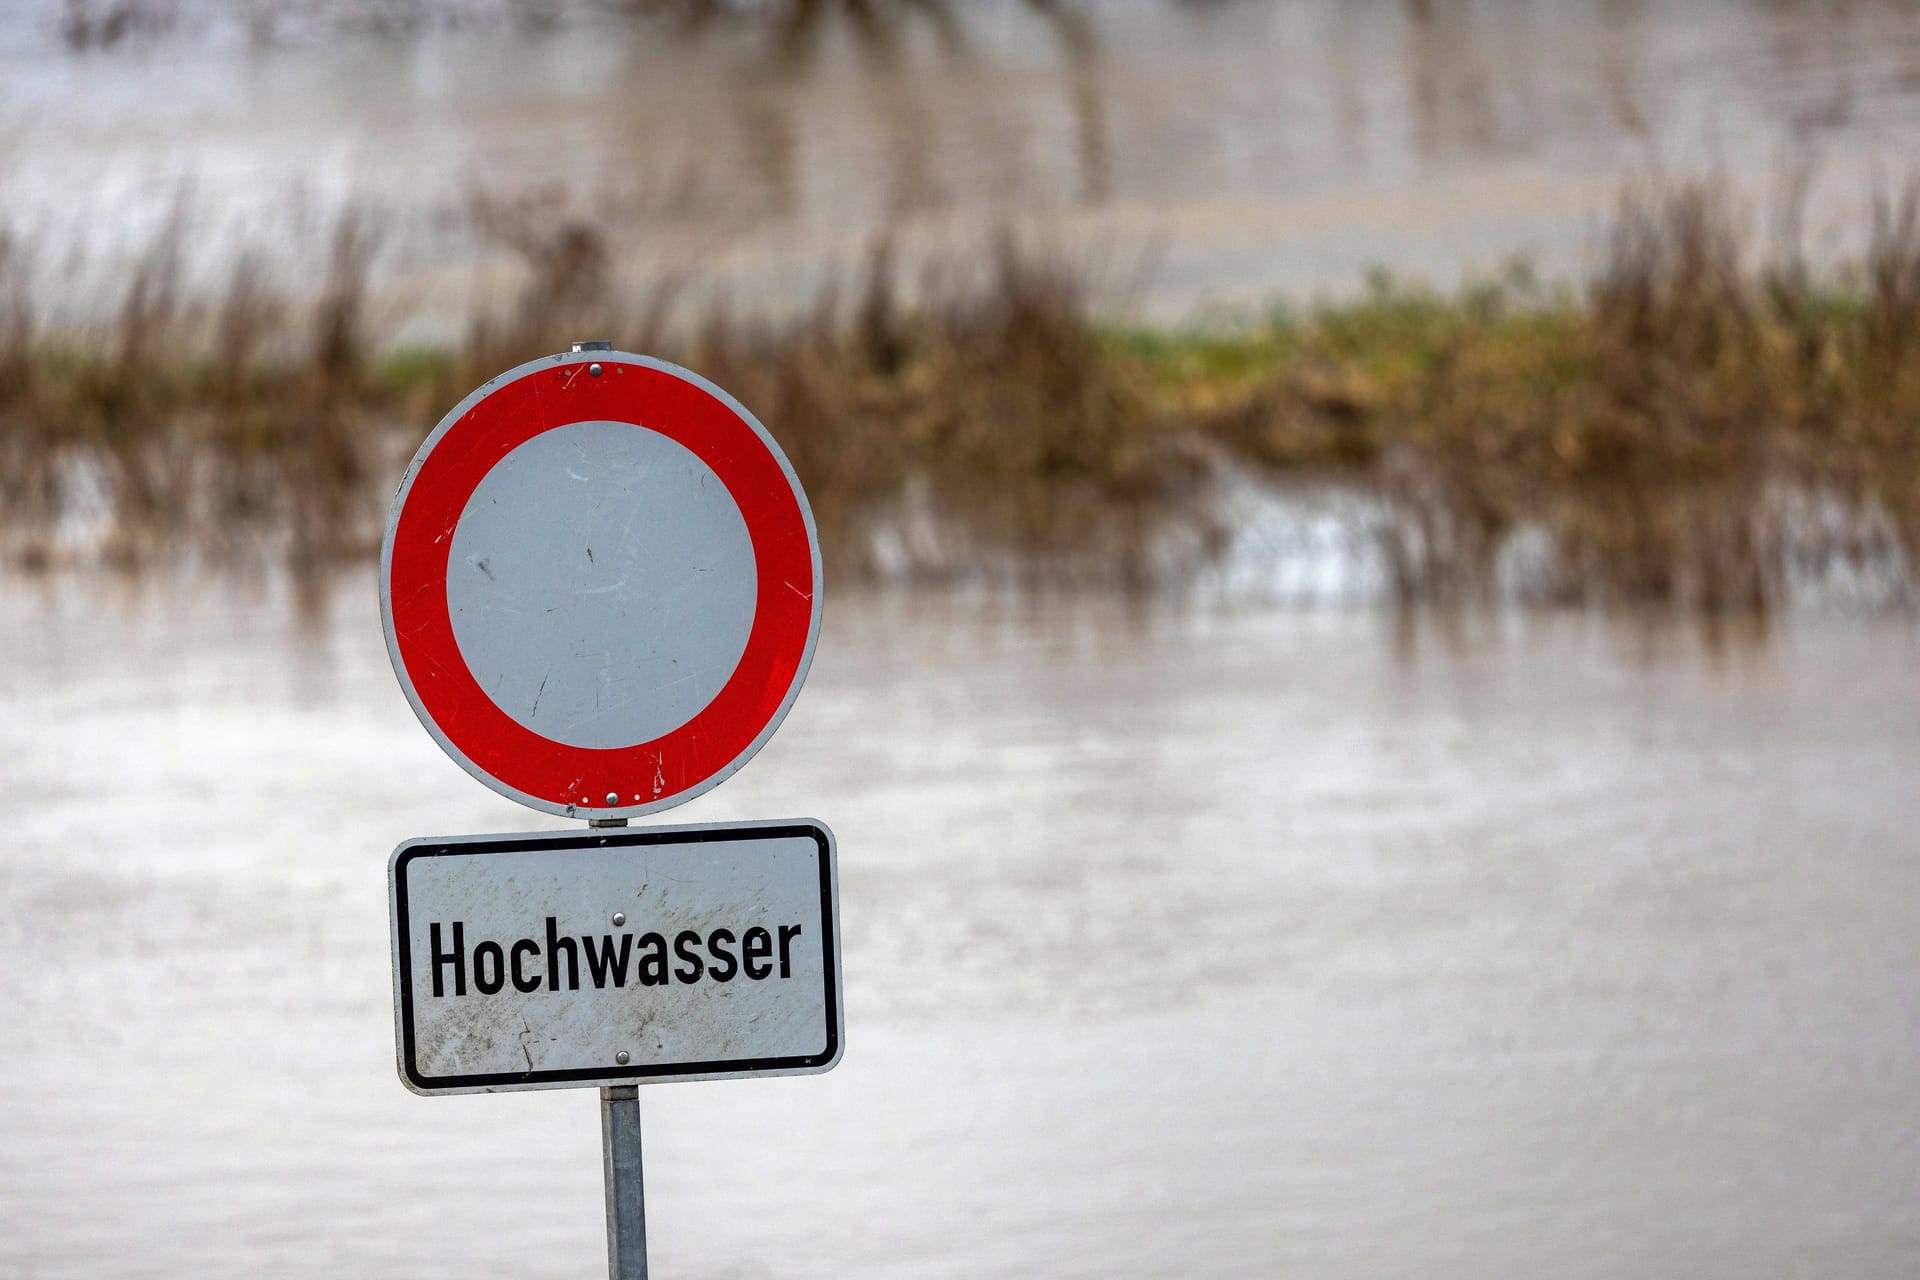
[10, 2, 1920, 313]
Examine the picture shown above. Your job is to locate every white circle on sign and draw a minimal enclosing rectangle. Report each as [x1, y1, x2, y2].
[446, 419, 758, 750]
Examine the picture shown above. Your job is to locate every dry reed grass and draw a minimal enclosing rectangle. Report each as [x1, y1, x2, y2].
[1, 178, 1917, 610]
[1182, 179, 1920, 610]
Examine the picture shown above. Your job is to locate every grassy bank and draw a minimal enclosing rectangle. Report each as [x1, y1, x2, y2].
[2, 180, 1918, 610]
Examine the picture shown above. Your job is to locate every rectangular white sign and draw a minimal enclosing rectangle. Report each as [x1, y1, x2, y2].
[389, 819, 842, 1095]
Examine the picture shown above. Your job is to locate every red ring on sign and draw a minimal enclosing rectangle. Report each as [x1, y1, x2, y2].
[386, 359, 815, 812]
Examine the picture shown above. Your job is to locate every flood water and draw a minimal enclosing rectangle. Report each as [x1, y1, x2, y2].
[9, 0, 1920, 317]
[6, 7, 1920, 1270]
[1, 574, 1916, 1277]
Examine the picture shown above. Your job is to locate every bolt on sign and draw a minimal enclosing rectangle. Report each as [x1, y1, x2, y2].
[378, 345, 839, 1277]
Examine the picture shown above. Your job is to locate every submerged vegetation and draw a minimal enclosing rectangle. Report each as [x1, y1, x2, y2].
[1, 179, 1918, 611]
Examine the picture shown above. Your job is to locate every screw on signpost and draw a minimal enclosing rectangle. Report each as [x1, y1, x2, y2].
[574, 337, 611, 379]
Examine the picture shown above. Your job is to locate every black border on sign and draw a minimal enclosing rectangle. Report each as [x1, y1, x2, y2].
[392, 821, 839, 1093]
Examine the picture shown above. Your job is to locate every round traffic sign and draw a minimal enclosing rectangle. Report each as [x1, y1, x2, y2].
[380, 349, 821, 819]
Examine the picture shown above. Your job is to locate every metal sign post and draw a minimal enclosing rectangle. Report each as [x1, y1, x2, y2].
[377, 343, 839, 1280]
[594, 805, 646, 1280]
[602, 1087, 647, 1280]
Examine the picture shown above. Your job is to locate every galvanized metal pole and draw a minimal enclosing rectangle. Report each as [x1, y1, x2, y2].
[601, 1085, 648, 1280]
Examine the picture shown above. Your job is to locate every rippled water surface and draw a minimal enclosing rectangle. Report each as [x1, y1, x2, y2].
[1, 576, 1916, 1277]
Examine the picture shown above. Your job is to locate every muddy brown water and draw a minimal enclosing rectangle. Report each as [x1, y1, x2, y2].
[0, 574, 1916, 1276]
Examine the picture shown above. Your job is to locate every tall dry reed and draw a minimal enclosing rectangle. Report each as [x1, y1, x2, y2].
[1, 177, 1917, 610]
